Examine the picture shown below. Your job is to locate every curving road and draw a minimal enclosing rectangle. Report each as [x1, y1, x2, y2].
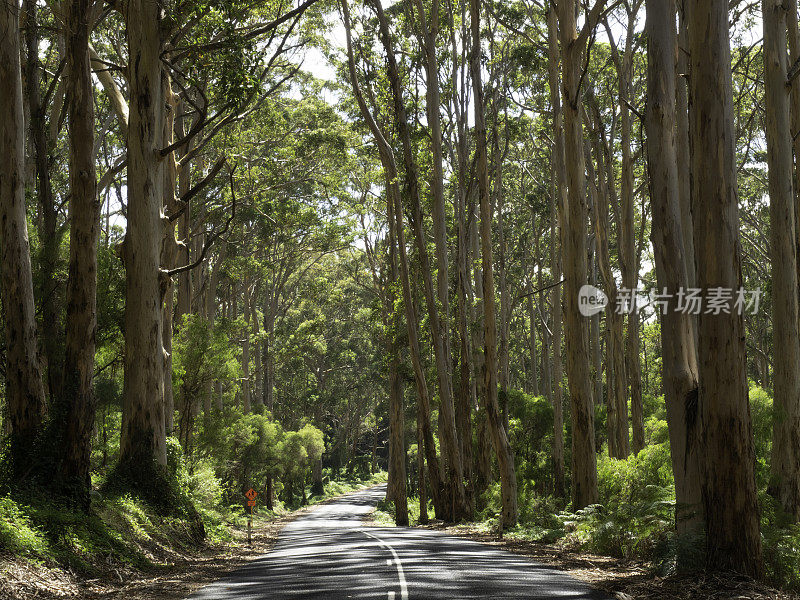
[189, 485, 610, 599]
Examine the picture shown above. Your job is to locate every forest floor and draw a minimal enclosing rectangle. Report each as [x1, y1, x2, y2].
[363, 513, 799, 600]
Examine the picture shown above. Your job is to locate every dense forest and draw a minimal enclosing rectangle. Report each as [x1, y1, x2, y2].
[1, 0, 800, 596]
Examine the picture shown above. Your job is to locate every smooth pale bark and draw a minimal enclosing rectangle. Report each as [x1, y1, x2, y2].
[58, 0, 99, 502]
[497, 163, 511, 429]
[174, 100, 191, 321]
[0, 0, 48, 469]
[592, 101, 631, 458]
[605, 7, 644, 455]
[161, 74, 180, 436]
[557, 0, 600, 509]
[24, 0, 62, 402]
[89, 45, 129, 137]
[456, 148, 475, 511]
[470, 191, 493, 497]
[644, 0, 703, 551]
[120, 0, 167, 467]
[205, 256, 224, 415]
[342, 0, 444, 518]
[470, 0, 518, 528]
[251, 291, 263, 407]
[387, 197, 409, 526]
[687, 0, 763, 575]
[589, 248, 602, 408]
[528, 293, 539, 396]
[262, 293, 276, 412]
[370, 0, 467, 521]
[546, 4, 566, 498]
[586, 129, 627, 459]
[369, 0, 463, 521]
[763, 0, 800, 521]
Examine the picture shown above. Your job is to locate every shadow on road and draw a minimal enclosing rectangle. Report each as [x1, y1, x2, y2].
[190, 487, 609, 600]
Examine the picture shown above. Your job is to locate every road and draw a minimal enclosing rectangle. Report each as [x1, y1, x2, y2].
[189, 485, 610, 599]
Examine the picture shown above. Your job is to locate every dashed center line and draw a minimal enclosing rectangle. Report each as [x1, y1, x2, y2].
[362, 530, 408, 600]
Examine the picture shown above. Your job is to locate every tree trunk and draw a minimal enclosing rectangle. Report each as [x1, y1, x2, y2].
[370, 0, 465, 521]
[370, 0, 466, 522]
[161, 74, 179, 436]
[528, 293, 539, 397]
[58, 0, 99, 505]
[587, 111, 629, 458]
[417, 405, 429, 524]
[342, 0, 445, 518]
[547, 4, 566, 498]
[470, 0, 518, 528]
[120, 0, 167, 468]
[645, 0, 703, 554]
[687, 0, 763, 575]
[611, 10, 645, 455]
[675, 5, 696, 292]
[0, 0, 48, 472]
[763, 0, 800, 522]
[388, 323, 409, 525]
[456, 179, 475, 511]
[557, 0, 599, 509]
[24, 0, 62, 403]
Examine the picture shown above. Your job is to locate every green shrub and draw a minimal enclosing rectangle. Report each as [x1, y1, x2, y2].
[559, 444, 675, 559]
[0, 496, 48, 556]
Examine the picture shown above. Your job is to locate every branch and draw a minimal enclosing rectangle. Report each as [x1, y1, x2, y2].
[166, 0, 321, 61]
[169, 156, 227, 221]
[167, 167, 237, 277]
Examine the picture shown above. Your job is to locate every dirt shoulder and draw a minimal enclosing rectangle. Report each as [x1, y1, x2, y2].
[363, 514, 798, 600]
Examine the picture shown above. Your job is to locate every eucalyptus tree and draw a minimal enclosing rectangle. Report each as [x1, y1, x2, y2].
[688, 0, 763, 575]
[0, 0, 49, 474]
[644, 0, 702, 549]
[557, 0, 606, 510]
[762, 0, 800, 522]
[470, 0, 519, 527]
[56, 0, 101, 504]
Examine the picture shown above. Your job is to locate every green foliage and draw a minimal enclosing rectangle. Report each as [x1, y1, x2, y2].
[749, 383, 774, 489]
[760, 493, 800, 590]
[0, 496, 48, 556]
[506, 390, 555, 490]
[173, 314, 242, 412]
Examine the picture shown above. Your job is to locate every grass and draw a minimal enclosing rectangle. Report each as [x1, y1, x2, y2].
[0, 470, 389, 585]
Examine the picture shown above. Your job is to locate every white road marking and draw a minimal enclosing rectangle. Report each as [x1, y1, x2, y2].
[363, 530, 408, 600]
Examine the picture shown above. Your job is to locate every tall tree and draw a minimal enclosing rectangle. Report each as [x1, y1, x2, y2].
[24, 0, 62, 401]
[470, 0, 518, 528]
[369, 0, 468, 521]
[763, 0, 800, 521]
[57, 0, 100, 504]
[546, 2, 566, 498]
[557, 0, 602, 509]
[688, 0, 763, 575]
[120, 0, 168, 469]
[644, 0, 702, 553]
[0, 0, 48, 473]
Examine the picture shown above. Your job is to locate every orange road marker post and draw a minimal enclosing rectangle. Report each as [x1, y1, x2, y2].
[245, 488, 258, 546]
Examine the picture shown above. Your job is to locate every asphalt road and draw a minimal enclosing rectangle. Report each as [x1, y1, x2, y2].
[189, 485, 610, 599]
